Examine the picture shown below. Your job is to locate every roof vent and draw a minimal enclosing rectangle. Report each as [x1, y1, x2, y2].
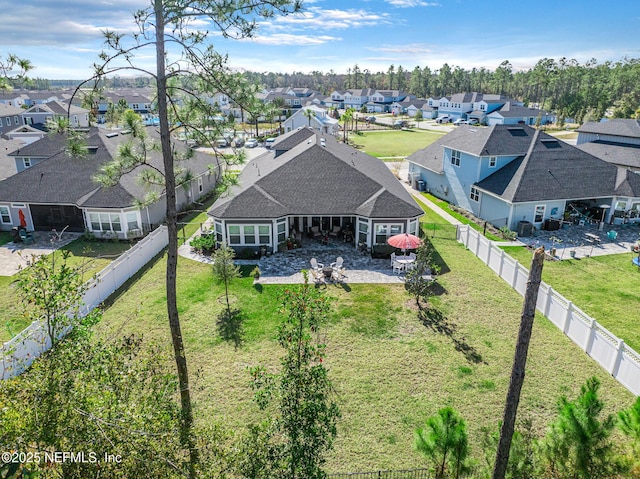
[105, 132, 119, 138]
[541, 138, 560, 148]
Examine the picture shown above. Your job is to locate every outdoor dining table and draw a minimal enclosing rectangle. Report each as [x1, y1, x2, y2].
[394, 256, 416, 270]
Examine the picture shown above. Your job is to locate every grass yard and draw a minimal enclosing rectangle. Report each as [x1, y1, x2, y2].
[0, 238, 132, 343]
[349, 129, 445, 158]
[96, 228, 634, 473]
[502, 245, 640, 352]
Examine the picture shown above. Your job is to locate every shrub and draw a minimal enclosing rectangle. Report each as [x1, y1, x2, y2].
[499, 226, 517, 241]
[190, 234, 216, 255]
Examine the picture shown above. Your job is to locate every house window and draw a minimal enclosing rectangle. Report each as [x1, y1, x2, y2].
[470, 187, 479, 202]
[14, 116, 18, 125]
[125, 211, 139, 231]
[132, 103, 139, 110]
[5, 118, 9, 127]
[409, 219, 419, 236]
[534, 205, 545, 223]
[23, 158, 31, 168]
[197, 177, 203, 193]
[489, 157, 497, 168]
[357, 219, 369, 244]
[73, 115, 78, 125]
[277, 220, 287, 243]
[374, 223, 402, 244]
[214, 221, 223, 244]
[228, 224, 271, 246]
[451, 150, 461, 167]
[89, 212, 122, 232]
[0, 206, 10, 223]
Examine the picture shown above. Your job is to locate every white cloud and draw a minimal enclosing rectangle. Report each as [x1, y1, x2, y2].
[261, 6, 392, 31]
[386, 0, 440, 7]
[244, 33, 340, 46]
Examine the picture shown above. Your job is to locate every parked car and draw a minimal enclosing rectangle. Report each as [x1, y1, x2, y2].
[265, 138, 276, 148]
[364, 115, 376, 123]
[245, 138, 259, 148]
[216, 138, 229, 148]
[453, 118, 468, 126]
[232, 137, 244, 147]
[393, 119, 408, 128]
[436, 116, 452, 124]
[467, 118, 479, 125]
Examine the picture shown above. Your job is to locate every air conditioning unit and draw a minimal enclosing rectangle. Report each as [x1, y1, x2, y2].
[443, 186, 449, 195]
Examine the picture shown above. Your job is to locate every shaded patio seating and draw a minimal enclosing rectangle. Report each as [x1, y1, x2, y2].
[607, 230, 618, 240]
[310, 226, 322, 238]
[390, 252, 397, 267]
[328, 225, 341, 238]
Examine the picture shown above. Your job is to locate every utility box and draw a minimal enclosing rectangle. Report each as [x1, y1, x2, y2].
[418, 180, 425, 191]
[517, 220, 533, 237]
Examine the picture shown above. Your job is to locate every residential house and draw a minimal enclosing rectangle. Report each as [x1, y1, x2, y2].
[0, 127, 221, 238]
[208, 128, 423, 252]
[0, 104, 23, 135]
[22, 101, 90, 129]
[0, 91, 28, 108]
[432, 92, 524, 124]
[96, 89, 154, 122]
[3, 124, 47, 146]
[0, 139, 23, 181]
[281, 106, 339, 135]
[485, 102, 554, 126]
[406, 124, 640, 231]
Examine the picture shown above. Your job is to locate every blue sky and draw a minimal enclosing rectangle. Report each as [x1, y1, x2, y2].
[1, 0, 639, 80]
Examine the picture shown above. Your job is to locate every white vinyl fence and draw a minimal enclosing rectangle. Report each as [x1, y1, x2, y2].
[457, 225, 640, 397]
[1, 226, 168, 380]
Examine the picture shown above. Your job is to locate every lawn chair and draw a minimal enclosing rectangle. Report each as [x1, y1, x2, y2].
[328, 225, 341, 238]
[330, 256, 345, 281]
[390, 252, 396, 268]
[309, 267, 325, 284]
[310, 257, 324, 272]
[310, 226, 322, 238]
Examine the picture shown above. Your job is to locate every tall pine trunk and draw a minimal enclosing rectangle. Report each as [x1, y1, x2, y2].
[492, 247, 544, 479]
[154, 1, 197, 476]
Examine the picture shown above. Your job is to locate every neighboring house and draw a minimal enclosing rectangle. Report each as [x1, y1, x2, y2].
[0, 104, 23, 135]
[576, 119, 640, 172]
[0, 127, 221, 238]
[485, 102, 554, 126]
[325, 89, 412, 113]
[434, 92, 523, 123]
[407, 124, 640, 231]
[406, 101, 438, 119]
[22, 101, 90, 129]
[96, 89, 154, 122]
[208, 128, 423, 252]
[0, 92, 28, 108]
[3, 124, 47, 146]
[0, 138, 23, 180]
[281, 106, 339, 135]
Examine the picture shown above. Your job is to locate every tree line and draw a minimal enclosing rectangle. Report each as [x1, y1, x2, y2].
[244, 57, 640, 123]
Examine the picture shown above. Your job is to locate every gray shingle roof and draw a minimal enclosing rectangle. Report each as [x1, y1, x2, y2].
[577, 141, 640, 169]
[577, 119, 640, 139]
[0, 127, 215, 208]
[406, 125, 538, 173]
[209, 132, 423, 220]
[476, 131, 619, 202]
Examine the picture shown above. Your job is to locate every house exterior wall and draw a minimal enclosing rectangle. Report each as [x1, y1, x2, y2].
[0, 202, 31, 231]
[0, 114, 21, 134]
[477, 194, 511, 228]
[577, 132, 640, 146]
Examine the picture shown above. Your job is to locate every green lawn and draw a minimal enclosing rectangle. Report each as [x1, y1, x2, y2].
[349, 129, 445, 158]
[0, 238, 132, 343]
[96, 226, 634, 473]
[502, 245, 640, 352]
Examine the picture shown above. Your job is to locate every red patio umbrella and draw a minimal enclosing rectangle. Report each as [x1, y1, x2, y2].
[387, 233, 422, 252]
[18, 209, 27, 228]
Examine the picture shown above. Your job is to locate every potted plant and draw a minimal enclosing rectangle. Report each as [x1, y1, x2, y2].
[286, 237, 293, 250]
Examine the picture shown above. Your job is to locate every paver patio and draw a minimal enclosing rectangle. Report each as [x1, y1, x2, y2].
[0, 231, 81, 276]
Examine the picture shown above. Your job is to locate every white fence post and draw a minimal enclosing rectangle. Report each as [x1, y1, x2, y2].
[585, 320, 597, 355]
[498, 249, 505, 277]
[610, 340, 625, 377]
[544, 286, 554, 317]
[511, 261, 519, 289]
[563, 301, 573, 334]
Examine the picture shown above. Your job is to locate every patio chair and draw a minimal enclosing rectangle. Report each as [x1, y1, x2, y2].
[328, 225, 341, 238]
[330, 256, 344, 270]
[392, 259, 404, 274]
[607, 230, 618, 240]
[409, 252, 416, 261]
[310, 257, 324, 272]
[19, 229, 35, 245]
[310, 226, 322, 238]
[390, 252, 397, 268]
[310, 267, 325, 284]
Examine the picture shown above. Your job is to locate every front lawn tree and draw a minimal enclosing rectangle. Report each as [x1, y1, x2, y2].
[83, 1, 303, 476]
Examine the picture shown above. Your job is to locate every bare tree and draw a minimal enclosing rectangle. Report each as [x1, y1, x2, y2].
[492, 247, 544, 479]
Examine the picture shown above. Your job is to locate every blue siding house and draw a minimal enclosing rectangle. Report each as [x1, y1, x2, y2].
[407, 124, 640, 232]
